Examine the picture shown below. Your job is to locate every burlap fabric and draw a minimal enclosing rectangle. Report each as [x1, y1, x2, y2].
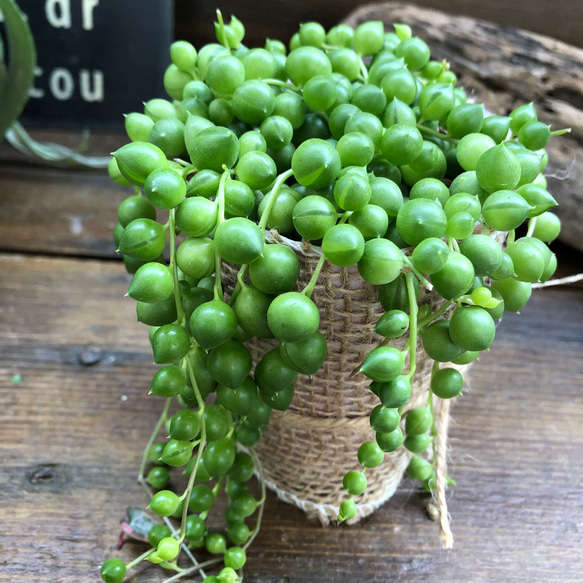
[223, 230, 462, 525]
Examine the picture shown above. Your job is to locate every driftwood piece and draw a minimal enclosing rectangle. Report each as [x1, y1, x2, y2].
[345, 3, 583, 252]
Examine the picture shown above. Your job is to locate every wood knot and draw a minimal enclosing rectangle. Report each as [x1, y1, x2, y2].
[78, 346, 102, 366]
[25, 463, 67, 491]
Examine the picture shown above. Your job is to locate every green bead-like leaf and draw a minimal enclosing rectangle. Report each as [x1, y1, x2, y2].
[152, 324, 191, 364]
[475, 144, 521, 193]
[113, 142, 169, 186]
[360, 346, 405, 382]
[117, 219, 167, 261]
[187, 126, 240, 172]
[127, 263, 173, 303]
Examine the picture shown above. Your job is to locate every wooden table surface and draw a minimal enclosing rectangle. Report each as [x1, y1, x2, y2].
[1, 132, 582, 583]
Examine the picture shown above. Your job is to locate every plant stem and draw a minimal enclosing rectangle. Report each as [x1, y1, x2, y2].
[358, 56, 369, 83]
[162, 194, 213, 572]
[160, 558, 224, 583]
[213, 170, 230, 301]
[236, 266, 248, 290]
[168, 204, 212, 557]
[526, 217, 537, 237]
[169, 209, 186, 326]
[402, 255, 431, 288]
[138, 398, 172, 480]
[5, 122, 111, 168]
[338, 210, 352, 225]
[416, 124, 459, 145]
[258, 169, 294, 233]
[405, 271, 419, 381]
[297, 205, 343, 300]
[244, 448, 266, 551]
[550, 128, 571, 137]
[125, 547, 156, 570]
[302, 253, 327, 298]
[212, 475, 225, 497]
[427, 364, 438, 467]
[446, 237, 460, 253]
[177, 160, 195, 171]
[262, 78, 301, 93]
[418, 300, 452, 329]
[215, 9, 229, 49]
[181, 357, 208, 544]
[227, 264, 249, 307]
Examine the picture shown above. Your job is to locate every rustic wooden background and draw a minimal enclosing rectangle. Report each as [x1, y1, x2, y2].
[1, 3, 583, 582]
[176, 0, 583, 50]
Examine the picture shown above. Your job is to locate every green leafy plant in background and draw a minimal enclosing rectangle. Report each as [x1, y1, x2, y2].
[0, 0, 34, 137]
[0, 0, 109, 167]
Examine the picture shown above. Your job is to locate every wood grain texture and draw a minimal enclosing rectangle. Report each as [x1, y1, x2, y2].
[1, 252, 582, 582]
[343, 3, 583, 253]
[0, 164, 124, 258]
[0, 132, 126, 258]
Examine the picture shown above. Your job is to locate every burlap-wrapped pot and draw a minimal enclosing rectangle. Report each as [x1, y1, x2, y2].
[224, 230, 465, 525]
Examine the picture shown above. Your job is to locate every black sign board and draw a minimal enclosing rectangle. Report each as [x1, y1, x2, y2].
[14, 0, 174, 132]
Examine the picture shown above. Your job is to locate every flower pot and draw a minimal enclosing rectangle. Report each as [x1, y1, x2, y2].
[224, 230, 466, 524]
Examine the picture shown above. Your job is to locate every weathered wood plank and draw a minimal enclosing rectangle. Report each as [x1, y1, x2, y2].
[1, 252, 582, 582]
[0, 134, 126, 258]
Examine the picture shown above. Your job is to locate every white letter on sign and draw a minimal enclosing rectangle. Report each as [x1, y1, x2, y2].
[45, 0, 71, 29]
[80, 69, 104, 102]
[49, 68, 75, 100]
[29, 67, 45, 99]
[82, 0, 100, 30]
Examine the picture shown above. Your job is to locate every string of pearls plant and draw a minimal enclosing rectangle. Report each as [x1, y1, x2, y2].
[102, 12, 566, 583]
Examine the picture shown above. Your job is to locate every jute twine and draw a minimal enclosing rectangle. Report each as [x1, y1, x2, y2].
[222, 231, 466, 533]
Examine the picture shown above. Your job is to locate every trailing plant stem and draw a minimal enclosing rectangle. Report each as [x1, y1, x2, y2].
[243, 448, 267, 551]
[405, 271, 419, 381]
[138, 398, 171, 480]
[418, 300, 453, 329]
[262, 79, 301, 93]
[169, 209, 185, 326]
[402, 255, 431, 287]
[416, 124, 459, 144]
[302, 253, 327, 298]
[358, 55, 369, 83]
[258, 169, 294, 233]
[125, 548, 156, 570]
[213, 170, 230, 301]
[181, 357, 208, 544]
[160, 558, 224, 583]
